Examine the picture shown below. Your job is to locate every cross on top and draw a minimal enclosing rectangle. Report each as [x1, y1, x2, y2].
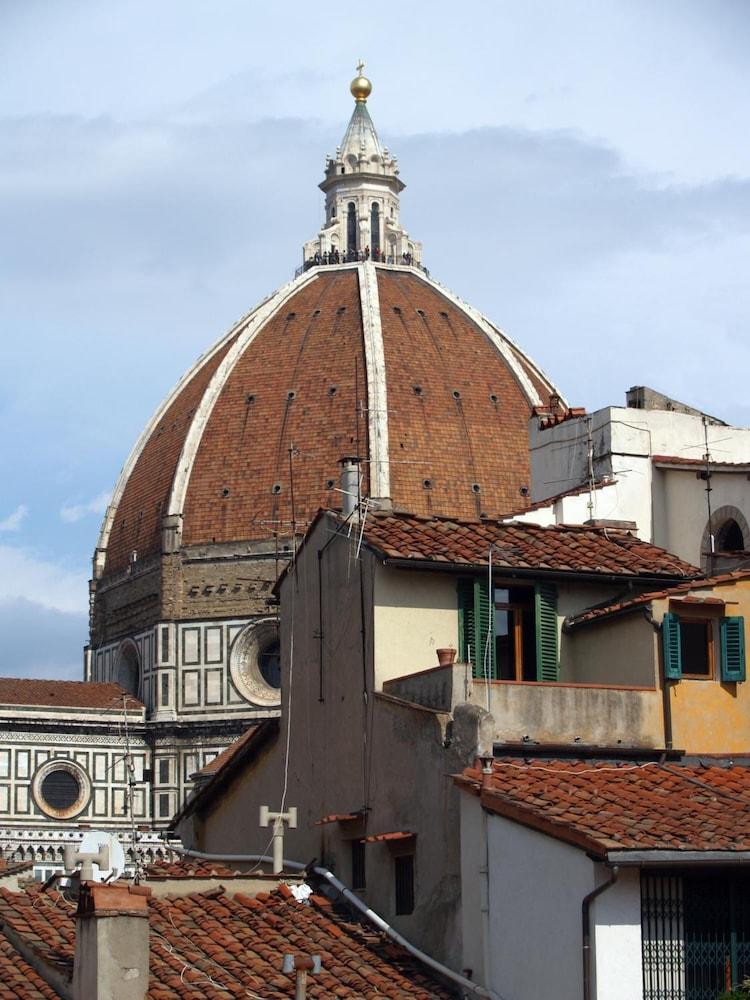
[356, 59, 365, 77]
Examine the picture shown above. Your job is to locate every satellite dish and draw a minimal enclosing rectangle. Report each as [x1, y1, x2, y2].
[79, 831, 126, 881]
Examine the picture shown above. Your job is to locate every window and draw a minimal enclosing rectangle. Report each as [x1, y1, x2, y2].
[158, 758, 170, 784]
[161, 626, 170, 663]
[394, 854, 414, 915]
[158, 793, 171, 818]
[458, 578, 558, 681]
[662, 613, 745, 682]
[160, 672, 169, 706]
[347, 202, 357, 254]
[717, 518, 744, 552]
[370, 202, 381, 256]
[642, 871, 750, 998]
[351, 840, 366, 891]
[41, 770, 80, 811]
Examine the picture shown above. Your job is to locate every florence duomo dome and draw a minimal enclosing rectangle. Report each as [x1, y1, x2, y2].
[86, 65, 567, 819]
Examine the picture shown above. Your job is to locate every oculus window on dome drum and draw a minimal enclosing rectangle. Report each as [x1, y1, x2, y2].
[662, 612, 745, 682]
[458, 579, 559, 682]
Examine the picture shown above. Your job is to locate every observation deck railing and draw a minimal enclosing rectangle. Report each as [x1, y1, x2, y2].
[295, 251, 428, 278]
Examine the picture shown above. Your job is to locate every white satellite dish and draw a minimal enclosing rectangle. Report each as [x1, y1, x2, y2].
[79, 831, 126, 882]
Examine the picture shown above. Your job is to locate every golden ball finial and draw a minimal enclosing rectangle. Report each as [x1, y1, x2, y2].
[350, 59, 372, 102]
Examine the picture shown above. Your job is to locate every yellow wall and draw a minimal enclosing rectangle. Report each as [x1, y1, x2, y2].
[655, 578, 750, 754]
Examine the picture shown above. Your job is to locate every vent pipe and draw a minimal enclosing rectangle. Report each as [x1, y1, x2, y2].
[339, 456, 361, 518]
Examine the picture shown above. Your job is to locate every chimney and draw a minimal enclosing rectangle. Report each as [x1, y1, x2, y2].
[73, 882, 151, 1000]
[339, 456, 360, 518]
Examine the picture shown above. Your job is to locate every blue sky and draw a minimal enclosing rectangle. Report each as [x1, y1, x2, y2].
[1, 0, 749, 678]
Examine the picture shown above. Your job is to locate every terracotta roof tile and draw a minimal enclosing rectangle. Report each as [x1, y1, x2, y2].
[0, 679, 143, 711]
[457, 759, 750, 856]
[0, 884, 453, 998]
[194, 725, 261, 777]
[652, 455, 750, 470]
[358, 512, 700, 580]
[565, 569, 750, 629]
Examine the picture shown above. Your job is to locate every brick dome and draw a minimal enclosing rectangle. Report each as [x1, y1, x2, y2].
[95, 263, 564, 578]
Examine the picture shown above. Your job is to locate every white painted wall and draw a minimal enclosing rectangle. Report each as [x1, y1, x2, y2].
[592, 867, 643, 1000]
[460, 794, 645, 1000]
[528, 405, 750, 565]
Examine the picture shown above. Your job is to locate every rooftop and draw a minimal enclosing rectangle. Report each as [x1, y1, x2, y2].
[0, 882, 454, 999]
[457, 758, 750, 859]
[355, 511, 701, 580]
[0, 679, 143, 711]
[564, 569, 750, 630]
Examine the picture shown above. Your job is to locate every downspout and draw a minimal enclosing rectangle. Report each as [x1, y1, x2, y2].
[163, 842, 505, 1000]
[646, 608, 673, 750]
[581, 865, 619, 1000]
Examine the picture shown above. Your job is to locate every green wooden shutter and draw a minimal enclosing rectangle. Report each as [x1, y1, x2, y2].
[534, 583, 559, 682]
[662, 612, 682, 680]
[457, 579, 475, 667]
[474, 577, 496, 680]
[720, 616, 746, 682]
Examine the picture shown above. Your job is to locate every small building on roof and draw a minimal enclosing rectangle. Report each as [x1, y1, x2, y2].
[565, 570, 750, 754]
[172, 507, 704, 972]
[456, 756, 750, 1000]
[527, 385, 750, 574]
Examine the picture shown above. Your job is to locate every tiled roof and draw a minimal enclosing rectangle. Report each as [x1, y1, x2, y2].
[498, 479, 617, 518]
[457, 759, 750, 857]
[565, 569, 750, 630]
[169, 720, 279, 828]
[0, 883, 454, 998]
[194, 725, 261, 778]
[104, 267, 563, 575]
[0, 679, 143, 711]
[0, 935, 59, 999]
[143, 860, 247, 880]
[358, 512, 701, 579]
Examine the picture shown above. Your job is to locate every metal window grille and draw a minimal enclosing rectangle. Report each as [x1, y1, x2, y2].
[394, 854, 414, 915]
[350, 840, 366, 892]
[642, 871, 750, 1000]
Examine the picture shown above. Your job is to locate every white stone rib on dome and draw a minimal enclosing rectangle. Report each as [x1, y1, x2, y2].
[92, 280, 305, 575]
[95, 263, 565, 569]
[166, 267, 322, 540]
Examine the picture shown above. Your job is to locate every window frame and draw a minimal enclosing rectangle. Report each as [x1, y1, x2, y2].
[678, 616, 715, 680]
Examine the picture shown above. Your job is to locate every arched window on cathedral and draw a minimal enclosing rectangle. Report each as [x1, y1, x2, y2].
[115, 641, 141, 698]
[347, 202, 357, 254]
[717, 518, 745, 552]
[371, 202, 381, 257]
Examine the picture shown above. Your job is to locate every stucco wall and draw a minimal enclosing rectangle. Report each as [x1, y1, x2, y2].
[566, 612, 658, 687]
[460, 794, 644, 1000]
[373, 567, 458, 684]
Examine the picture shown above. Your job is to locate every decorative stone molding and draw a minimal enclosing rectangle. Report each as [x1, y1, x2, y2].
[229, 620, 281, 707]
[31, 759, 92, 821]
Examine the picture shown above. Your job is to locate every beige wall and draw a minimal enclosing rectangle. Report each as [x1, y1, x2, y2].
[565, 612, 658, 687]
[373, 568, 458, 684]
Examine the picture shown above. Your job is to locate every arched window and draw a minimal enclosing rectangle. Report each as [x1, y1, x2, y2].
[347, 202, 357, 255]
[370, 202, 381, 257]
[717, 518, 745, 552]
[115, 642, 141, 698]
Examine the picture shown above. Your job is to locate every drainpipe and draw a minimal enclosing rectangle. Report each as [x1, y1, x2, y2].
[581, 865, 619, 1000]
[163, 841, 505, 1000]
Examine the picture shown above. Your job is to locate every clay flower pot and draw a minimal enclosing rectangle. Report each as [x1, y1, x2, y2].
[436, 647, 457, 667]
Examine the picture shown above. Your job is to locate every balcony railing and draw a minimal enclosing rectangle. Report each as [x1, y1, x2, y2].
[295, 250, 428, 278]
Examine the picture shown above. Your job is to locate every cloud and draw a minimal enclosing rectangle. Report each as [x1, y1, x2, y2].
[0, 545, 88, 615]
[0, 598, 85, 680]
[0, 505, 28, 532]
[60, 491, 111, 524]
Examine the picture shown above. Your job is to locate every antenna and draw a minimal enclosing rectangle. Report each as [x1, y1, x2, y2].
[121, 695, 142, 881]
[702, 415, 714, 575]
[586, 414, 595, 520]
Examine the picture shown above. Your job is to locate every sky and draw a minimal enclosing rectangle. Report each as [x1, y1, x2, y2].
[1, 0, 749, 679]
